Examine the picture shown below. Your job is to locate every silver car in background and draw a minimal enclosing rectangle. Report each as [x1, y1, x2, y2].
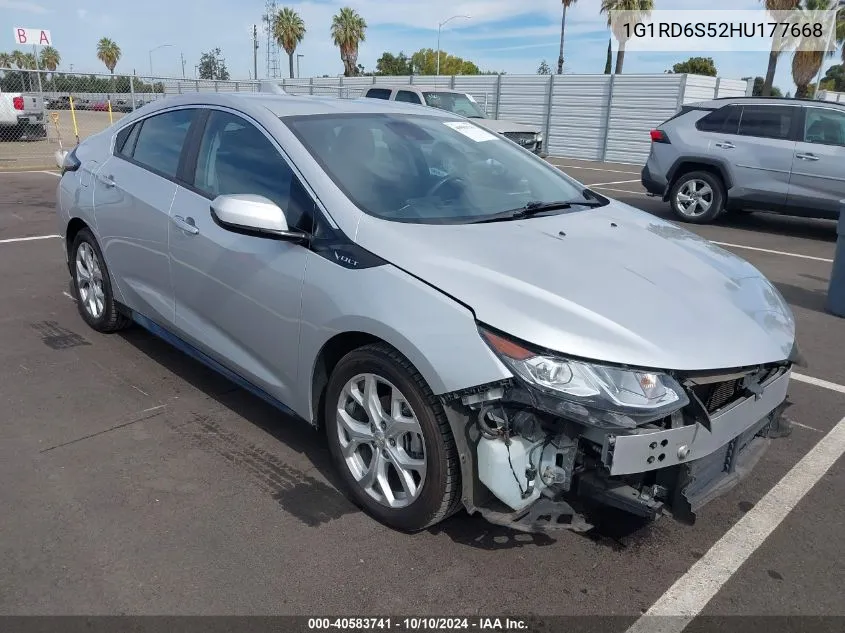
[56, 92, 799, 533]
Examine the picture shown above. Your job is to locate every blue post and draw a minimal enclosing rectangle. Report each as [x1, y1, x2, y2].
[826, 201, 845, 318]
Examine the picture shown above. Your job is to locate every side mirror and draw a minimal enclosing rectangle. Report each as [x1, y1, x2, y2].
[210, 194, 308, 242]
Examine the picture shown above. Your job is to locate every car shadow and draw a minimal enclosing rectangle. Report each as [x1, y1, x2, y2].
[118, 326, 655, 546]
[774, 281, 830, 314]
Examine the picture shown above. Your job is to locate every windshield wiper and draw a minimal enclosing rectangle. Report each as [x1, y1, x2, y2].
[471, 199, 604, 224]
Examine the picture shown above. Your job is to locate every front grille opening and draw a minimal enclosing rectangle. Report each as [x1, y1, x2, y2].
[692, 379, 743, 414]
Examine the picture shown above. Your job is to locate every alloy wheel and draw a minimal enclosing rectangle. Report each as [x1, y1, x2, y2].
[336, 373, 428, 509]
[75, 242, 105, 319]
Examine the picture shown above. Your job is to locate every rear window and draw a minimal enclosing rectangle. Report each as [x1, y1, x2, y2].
[663, 105, 712, 125]
[365, 88, 391, 100]
[737, 105, 796, 140]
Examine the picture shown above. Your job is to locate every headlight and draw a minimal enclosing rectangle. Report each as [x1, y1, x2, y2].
[480, 327, 688, 428]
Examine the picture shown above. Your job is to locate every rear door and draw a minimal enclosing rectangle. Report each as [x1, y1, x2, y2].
[92, 107, 200, 325]
[786, 105, 845, 219]
[708, 104, 798, 207]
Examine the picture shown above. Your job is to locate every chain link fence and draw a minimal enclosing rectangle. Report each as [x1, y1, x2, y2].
[0, 69, 267, 169]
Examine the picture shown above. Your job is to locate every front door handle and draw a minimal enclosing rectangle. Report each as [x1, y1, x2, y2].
[99, 174, 116, 187]
[796, 153, 820, 161]
[172, 215, 199, 235]
[714, 141, 735, 149]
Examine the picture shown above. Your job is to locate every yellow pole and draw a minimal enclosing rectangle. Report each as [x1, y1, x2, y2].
[107, 99, 113, 125]
[69, 95, 80, 145]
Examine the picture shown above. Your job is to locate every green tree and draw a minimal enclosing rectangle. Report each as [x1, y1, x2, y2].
[538, 59, 551, 75]
[0, 52, 12, 69]
[96, 37, 121, 77]
[760, 0, 801, 96]
[600, 0, 654, 74]
[39, 46, 60, 71]
[198, 48, 230, 80]
[819, 64, 844, 91]
[410, 48, 480, 75]
[557, 0, 579, 74]
[751, 76, 784, 96]
[375, 52, 412, 75]
[669, 56, 717, 76]
[331, 7, 367, 77]
[274, 7, 306, 79]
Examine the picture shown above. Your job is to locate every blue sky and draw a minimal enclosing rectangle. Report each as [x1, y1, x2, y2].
[1, 0, 841, 94]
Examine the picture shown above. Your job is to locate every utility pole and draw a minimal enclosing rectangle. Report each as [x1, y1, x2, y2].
[181, 51, 186, 78]
[253, 24, 259, 81]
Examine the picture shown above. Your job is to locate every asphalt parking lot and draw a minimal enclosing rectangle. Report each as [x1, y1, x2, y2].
[1, 165, 844, 628]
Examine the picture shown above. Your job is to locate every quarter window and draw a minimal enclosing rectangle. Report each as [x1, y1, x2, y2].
[695, 106, 740, 134]
[129, 109, 197, 178]
[192, 110, 315, 233]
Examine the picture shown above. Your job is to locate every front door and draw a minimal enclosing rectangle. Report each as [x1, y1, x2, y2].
[169, 108, 316, 405]
[787, 105, 845, 219]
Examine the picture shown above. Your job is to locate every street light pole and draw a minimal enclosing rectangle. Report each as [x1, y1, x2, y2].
[436, 14, 470, 76]
[149, 43, 174, 76]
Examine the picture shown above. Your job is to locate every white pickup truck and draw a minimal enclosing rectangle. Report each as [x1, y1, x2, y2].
[0, 89, 46, 140]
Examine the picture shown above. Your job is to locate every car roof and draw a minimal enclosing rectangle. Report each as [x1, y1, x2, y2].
[128, 91, 459, 121]
[688, 96, 845, 110]
[368, 85, 464, 95]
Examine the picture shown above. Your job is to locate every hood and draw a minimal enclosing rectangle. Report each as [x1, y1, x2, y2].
[472, 118, 540, 135]
[354, 203, 795, 372]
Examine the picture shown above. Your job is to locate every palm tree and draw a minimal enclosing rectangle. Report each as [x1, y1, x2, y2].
[600, 0, 654, 74]
[0, 52, 12, 70]
[791, 0, 842, 97]
[10, 50, 32, 89]
[39, 46, 61, 72]
[761, 0, 802, 96]
[557, 0, 578, 74]
[274, 7, 306, 79]
[331, 7, 367, 77]
[96, 37, 121, 75]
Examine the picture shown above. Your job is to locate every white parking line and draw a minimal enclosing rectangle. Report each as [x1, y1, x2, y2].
[592, 185, 649, 196]
[0, 170, 60, 176]
[549, 162, 641, 175]
[710, 242, 833, 264]
[0, 234, 61, 245]
[588, 179, 642, 187]
[793, 372, 845, 395]
[626, 412, 845, 633]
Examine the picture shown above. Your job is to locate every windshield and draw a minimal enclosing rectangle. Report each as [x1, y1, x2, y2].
[422, 92, 487, 118]
[283, 113, 604, 224]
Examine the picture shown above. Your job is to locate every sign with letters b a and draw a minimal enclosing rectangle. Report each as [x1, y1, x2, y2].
[13, 28, 52, 46]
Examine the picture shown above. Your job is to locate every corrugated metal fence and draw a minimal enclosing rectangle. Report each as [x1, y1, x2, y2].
[0, 67, 751, 168]
[272, 73, 751, 164]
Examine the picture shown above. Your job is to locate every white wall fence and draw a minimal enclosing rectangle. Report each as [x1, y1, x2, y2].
[817, 89, 845, 102]
[268, 73, 751, 164]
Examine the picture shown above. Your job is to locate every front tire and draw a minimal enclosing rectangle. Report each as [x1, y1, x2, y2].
[325, 343, 462, 532]
[70, 228, 131, 333]
[669, 171, 725, 224]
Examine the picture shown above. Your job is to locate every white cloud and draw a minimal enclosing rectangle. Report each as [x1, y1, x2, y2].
[77, 8, 88, 20]
[0, 0, 49, 13]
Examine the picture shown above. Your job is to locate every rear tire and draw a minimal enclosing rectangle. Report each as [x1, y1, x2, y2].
[70, 229, 131, 333]
[669, 171, 725, 224]
[325, 343, 462, 532]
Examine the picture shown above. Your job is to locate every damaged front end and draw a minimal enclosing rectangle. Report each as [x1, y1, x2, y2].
[440, 326, 795, 533]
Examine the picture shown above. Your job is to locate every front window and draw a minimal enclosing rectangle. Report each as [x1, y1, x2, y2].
[284, 113, 601, 224]
[422, 92, 486, 119]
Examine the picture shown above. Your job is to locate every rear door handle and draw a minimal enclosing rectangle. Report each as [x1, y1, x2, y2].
[796, 153, 820, 161]
[714, 141, 735, 149]
[172, 215, 199, 235]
